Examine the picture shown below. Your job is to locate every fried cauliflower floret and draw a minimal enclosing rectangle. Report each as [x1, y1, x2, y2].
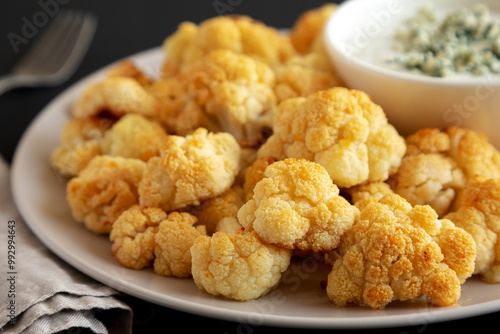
[243, 156, 277, 202]
[161, 15, 296, 76]
[326, 197, 462, 309]
[138, 128, 240, 211]
[445, 176, 500, 282]
[177, 49, 277, 142]
[72, 76, 159, 119]
[392, 153, 466, 217]
[378, 194, 475, 284]
[110, 205, 167, 270]
[154, 212, 206, 278]
[67, 155, 146, 234]
[446, 126, 500, 180]
[273, 53, 342, 103]
[101, 114, 167, 161]
[106, 59, 154, 87]
[215, 217, 243, 234]
[190, 230, 292, 301]
[289, 3, 337, 55]
[50, 116, 113, 177]
[192, 187, 244, 235]
[349, 181, 394, 210]
[257, 87, 405, 188]
[238, 159, 359, 252]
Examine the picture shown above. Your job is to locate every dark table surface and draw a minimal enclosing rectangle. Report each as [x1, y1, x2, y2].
[1, 1, 499, 333]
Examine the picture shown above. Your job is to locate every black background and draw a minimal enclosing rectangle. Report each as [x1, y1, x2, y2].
[1, 1, 499, 333]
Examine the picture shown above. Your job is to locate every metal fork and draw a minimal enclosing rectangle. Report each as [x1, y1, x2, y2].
[0, 10, 97, 96]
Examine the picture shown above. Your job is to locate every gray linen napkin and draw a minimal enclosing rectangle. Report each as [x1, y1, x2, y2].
[0, 157, 133, 334]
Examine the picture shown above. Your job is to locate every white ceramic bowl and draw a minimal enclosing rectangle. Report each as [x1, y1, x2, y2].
[324, 0, 500, 148]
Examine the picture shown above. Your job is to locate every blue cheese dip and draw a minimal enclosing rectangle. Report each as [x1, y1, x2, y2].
[390, 3, 500, 77]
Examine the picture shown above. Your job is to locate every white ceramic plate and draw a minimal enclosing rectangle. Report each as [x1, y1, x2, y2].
[10, 46, 500, 329]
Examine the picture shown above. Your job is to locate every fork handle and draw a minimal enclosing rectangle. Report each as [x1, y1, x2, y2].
[0, 74, 36, 96]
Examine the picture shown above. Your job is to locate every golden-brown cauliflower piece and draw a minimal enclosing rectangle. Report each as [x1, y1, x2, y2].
[446, 126, 500, 180]
[392, 153, 466, 217]
[176, 49, 277, 142]
[349, 181, 394, 210]
[289, 3, 337, 55]
[326, 195, 462, 309]
[243, 156, 277, 202]
[154, 212, 206, 278]
[378, 194, 475, 284]
[190, 230, 292, 301]
[238, 158, 359, 252]
[50, 116, 113, 177]
[161, 15, 296, 76]
[445, 176, 500, 282]
[72, 76, 159, 119]
[67, 155, 146, 234]
[138, 128, 240, 211]
[110, 205, 167, 270]
[101, 114, 167, 161]
[257, 87, 406, 188]
[192, 187, 244, 235]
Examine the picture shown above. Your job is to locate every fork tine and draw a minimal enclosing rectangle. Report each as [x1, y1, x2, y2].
[45, 12, 84, 70]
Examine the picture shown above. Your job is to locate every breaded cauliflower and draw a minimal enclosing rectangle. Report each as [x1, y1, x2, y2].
[273, 53, 342, 103]
[392, 153, 466, 217]
[67, 155, 146, 234]
[445, 176, 500, 282]
[215, 217, 243, 234]
[192, 187, 244, 235]
[378, 194, 475, 284]
[349, 181, 394, 210]
[326, 195, 462, 309]
[50, 116, 112, 177]
[110, 205, 167, 270]
[106, 59, 154, 88]
[101, 114, 167, 161]
[289, 3, 337, 55]
[161, 15, 296, 76]
[446, 126, 500, 180]
[190, 230, 292, 301]
[72, 76, 159, 119]
[238, 158, 359, 252]
[243, 156, 277, 202]
[257, 87, 406, 188]
[177, 49, 277, 142]
[138, 128, 240, 211]
[154, 212, 206, 278]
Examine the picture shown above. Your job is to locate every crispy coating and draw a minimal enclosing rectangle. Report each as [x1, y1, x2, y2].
[215, 217, 243, 234]
[393, 153, 466, 217]
[67, 155, 146, 234]
[101, 114, 167, 161]
[289, 3, 337, 54]
[161, 15, 296, 76]
[138, 128, 240, 211]
[445, 176, 500, 282]
[190, 230, 292, 301]
[106, 59, 154, 87]
[349, 181, 394, 210]
[154, 212, 206, 278]
[446, 126, 500, 179]
[327, 195, 462, 309]
[273, 53, 342, 103]
[379, 194, 475, 284]
[243, 156, 277, 202]
[50, 116, 112, 177]
[238, 158, 359, 252]
[110, 205, 167, 270]
[193, 187, 244, 235]
[178, 50, 277, 142]
[72, 76, 159, 119]
[257, 87, 406, 188]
